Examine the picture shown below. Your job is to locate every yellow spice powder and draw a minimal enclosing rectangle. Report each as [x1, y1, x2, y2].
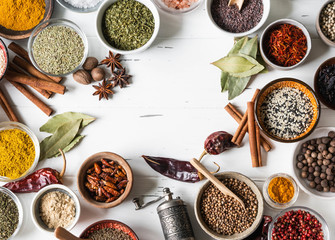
[0, 0, 46, 31]
[0, 129, 35, 179]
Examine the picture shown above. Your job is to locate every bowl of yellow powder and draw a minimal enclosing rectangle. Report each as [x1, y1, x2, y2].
[0, 121, 40, 182]
[263, 173, 299, 209]
[0, 0, 54, 40]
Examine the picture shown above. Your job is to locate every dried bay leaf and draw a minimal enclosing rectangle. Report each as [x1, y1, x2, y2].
[39, 119, 82, 160]
[229, 54, 264, 78]
[229, 37, 248, 56]
[239, 36, 258, 59]
[221, 71, 229, 92]
[40, 112, 95, 134]
[212, 56, 255, 73]
[227, 76, 251, 100]
[51, 135, 85, 158]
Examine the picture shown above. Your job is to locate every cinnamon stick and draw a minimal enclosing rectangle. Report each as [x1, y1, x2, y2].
[247, 102, 258, 167]
[9, 62, 51, 99]
[8, 42, 62, 83]
[225, 103, 272, 152]
[255, 122, 262, 167]
[232, 89, 260, 146]
[5, 70, 65, 95]
[0, 86, 19, 122]
[8, 80, 53, 116]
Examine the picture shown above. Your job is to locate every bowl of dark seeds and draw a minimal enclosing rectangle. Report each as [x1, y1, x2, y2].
[80, 219, 139, 240]
[206, 0, 270, 37]
[293, 127, 335, 199]
[255, 78, 320, 143]
[195, 172, 264, 240]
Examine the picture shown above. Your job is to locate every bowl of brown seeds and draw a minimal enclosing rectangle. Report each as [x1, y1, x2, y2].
[195, 171, 264, 240]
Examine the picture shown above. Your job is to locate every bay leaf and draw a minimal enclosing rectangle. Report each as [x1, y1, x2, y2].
[228, 37, 248, 56]
[257, 54, 268, 73]
[40, 112, 95, 134]
[51, 135, 85, 158]
[239, 36, 258, 59]
[229, 53, 264, 78]
[39, 119, 82, 161]
[227, 76, 251, 100]
[212, 56, 255, 73]
[221, 71, 229, 92]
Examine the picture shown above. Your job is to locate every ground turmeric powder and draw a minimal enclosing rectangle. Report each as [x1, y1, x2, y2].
[0, 0, 45, 31]
[0, 129, 35, 179]
[268, 176, 294, 204]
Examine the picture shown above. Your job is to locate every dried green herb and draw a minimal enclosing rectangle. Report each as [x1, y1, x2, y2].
[213, 36, 266, 100]
[32, 25, 85, 75]
[0, 192, 19, 239]
[102, 0, 154, 50]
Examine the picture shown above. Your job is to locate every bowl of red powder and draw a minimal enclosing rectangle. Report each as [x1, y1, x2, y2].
[260, 19, 312, 70]
[0, 38, 8, 81]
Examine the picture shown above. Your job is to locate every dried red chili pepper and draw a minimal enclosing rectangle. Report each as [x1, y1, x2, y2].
[3, 149, 66, 193]
[245, 215, 272, 240]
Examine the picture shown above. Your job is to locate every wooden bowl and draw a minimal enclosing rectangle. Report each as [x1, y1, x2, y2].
[77, 152, 133, 208]
[194, 172, 264, 240]
[79, 220, 139, 239]
[0, 0, 54, 40]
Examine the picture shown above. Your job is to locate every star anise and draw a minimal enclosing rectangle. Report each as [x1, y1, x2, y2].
[92, 79, 114, 100]
[100, 51, 123, 72]
[110, 68, 132, 88]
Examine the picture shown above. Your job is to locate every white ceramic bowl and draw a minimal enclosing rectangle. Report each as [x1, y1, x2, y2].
[96, 0, 160, 54]
[0, 186, 23, 239]
[56, 0, 103, 13]
[206, 0, 270, 37]
[0, 121, 40, 182]
[31, 184, 81, 233]
[153, 0, 203, 14]
[292, 127, 335, 199]
[260, 19, 312, 70]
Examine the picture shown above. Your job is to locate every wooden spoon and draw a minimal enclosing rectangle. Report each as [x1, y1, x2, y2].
[228, 0, 244, 11]
[190, 158, 245, 209]
[55, 227, 91, 240]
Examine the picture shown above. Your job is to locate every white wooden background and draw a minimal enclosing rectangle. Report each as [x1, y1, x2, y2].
[1, 0, 335, 239]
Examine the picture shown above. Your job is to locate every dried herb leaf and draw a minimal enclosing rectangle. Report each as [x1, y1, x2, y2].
[221, 71, 229, 92]
[227, 76, 251, 100]
[229, 54, 264, 78]
[212, 56, 255, 73]
[239, 36, 258, 59]
[39, 119, 82, 160]
[229, 37, 248, 56]
[40, 112, 95, 134]
[51, 135, 85, 158]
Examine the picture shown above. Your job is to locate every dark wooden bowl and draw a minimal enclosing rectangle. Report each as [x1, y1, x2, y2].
[0, 0, 54, 40]
[79, 220, 139, 240]
[314, 57, 335, 110]
[77, 152, 133, 209]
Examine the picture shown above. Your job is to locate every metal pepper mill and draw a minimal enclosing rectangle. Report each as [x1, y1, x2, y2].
[133, 188, 195, 240]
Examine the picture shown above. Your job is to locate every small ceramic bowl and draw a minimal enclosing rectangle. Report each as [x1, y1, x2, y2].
[56, 0, 103, 13]
[28, 18, 88, 77]
[260, 19, 312, 70]
[153, 0, 203, 14]
[77, 152, 133, 208]
[0, 121, 40, 182]
[0, 38, 9, 81]
[0, 186, 23, 239]
[314, 57, 335, 110]
[31, 184, 81, 233]
[255, 78, 320, 143]
[206, 0, 270, 37]
[195, 172, 264, 240]
[268, 206, 329, 240]
[0, 0, 54, 40]
[263, 173, 299, 210]
[292, 127, 335, 199]
[316, 0, 335, 47]
[96, 0, 160, 54]
[79, 220, 139, 239]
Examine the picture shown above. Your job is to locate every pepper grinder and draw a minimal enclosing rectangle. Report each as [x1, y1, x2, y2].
[133, 188, 195, 240]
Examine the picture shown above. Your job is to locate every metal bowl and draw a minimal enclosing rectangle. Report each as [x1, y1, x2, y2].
[56, 0, 103, 13]
[0, 121, 40, 182]
[194, 172, 264, 240]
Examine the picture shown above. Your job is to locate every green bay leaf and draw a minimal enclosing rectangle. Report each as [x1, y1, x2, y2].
[40, 112, 95, 134]
[229, 53, 264, 78]
[39, 119, 82, 161]
[221, 71, 229, 92]
[227, 76, 251, 100]
[51, 135, 85, 158]
[228, 37, 248, 56]
[212, 56, 255, 73]
[239, 36, 258, 59]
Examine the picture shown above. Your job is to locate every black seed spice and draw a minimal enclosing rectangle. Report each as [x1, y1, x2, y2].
[211, 0, 263, 33]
